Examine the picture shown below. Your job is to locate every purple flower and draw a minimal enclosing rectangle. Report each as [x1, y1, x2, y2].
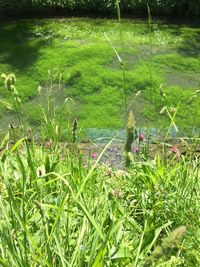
[133, 147, 140, 154]
[91, 152, 97, 159]
[139, 133, 145, 142]
[44, 140, 52, 148]
[170, 145, 180, 158]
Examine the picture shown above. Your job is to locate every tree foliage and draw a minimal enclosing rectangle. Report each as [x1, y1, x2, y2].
[0, 0, 200, 17]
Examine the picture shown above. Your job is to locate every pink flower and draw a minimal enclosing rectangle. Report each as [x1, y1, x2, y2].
[170, 145, 180, 158]
[60, 155, 65, 161]
[91, 152, 97, 159]
[139, 133, 145, 142]
[133, 147, 140, 154]
[44, 140, 52, 148]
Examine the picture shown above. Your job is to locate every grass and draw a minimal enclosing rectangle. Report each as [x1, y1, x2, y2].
[0, 16, 199, 267]
[0, 137, 199, 266]
[0, 18, 200, 138]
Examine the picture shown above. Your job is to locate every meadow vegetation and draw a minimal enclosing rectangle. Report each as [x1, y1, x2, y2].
[0, 18, 200, 138]
[0, 135, 199, 266]
[0, 3, 200, 266]
[0, 62, 199, 266]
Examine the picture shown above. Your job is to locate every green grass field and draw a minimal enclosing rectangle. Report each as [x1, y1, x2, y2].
[0, 18, 200, 138]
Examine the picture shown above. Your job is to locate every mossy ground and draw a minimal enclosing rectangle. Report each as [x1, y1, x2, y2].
[0, 18, 200, 138]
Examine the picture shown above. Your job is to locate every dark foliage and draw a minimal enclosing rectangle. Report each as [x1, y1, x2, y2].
[0, 0, 200, 18]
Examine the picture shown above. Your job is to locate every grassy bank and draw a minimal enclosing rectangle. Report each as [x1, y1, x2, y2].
[0, 18, 200, 138]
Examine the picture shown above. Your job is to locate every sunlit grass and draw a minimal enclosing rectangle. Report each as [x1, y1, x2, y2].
[0, 18, 200, 136]
[0, 138, 199, 266]
[0, 16, 199, 267]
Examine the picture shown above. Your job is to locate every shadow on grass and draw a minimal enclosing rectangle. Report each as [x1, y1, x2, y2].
[158, 23, 200, 57]
[169, 23, 200, 57]
[0, 21, 45, 70]
[178, 29, 200, 57]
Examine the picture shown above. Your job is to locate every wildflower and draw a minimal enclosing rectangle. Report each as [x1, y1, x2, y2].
[170, 145, 180, 158]
[133, 147, 139, 154]
[44, 140, 52, 149]
[91, 152, 97, 159]
[139, 133, 145, 142]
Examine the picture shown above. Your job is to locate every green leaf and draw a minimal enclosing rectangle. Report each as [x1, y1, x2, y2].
[10, 138, 25, 153]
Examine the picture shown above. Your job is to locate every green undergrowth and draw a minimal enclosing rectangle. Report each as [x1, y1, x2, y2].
[0, 18, 200, 137]
[0, 138, 199, 266]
